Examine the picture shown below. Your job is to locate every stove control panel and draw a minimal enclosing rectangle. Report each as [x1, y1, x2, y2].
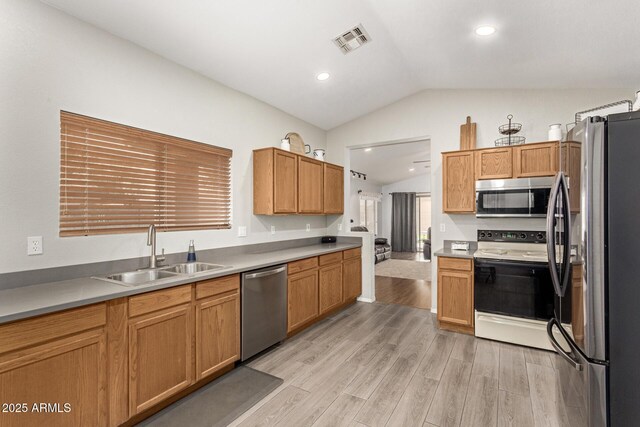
[477, 230, 546, 243]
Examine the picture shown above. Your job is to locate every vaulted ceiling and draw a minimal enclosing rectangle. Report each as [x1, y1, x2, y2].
[42, 0, 640, 129]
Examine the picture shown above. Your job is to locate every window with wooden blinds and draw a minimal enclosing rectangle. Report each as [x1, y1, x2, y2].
[60, 111, 232, 236]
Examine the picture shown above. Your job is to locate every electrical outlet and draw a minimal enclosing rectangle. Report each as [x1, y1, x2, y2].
[338, 223, 343, 231]
[27, 236, 43, 255]
[440, 223, 446, 233]
[237, 226, 247, 237]
[270, 225, 276, 235]
[306, 224, 311, 232]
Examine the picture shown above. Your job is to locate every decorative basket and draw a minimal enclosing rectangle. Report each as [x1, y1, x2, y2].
[494, 136, 526, 146]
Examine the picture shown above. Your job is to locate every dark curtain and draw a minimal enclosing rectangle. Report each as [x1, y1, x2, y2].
[391, 192, 417, 252]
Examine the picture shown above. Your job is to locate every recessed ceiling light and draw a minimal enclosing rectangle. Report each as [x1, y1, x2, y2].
[475, 26, 496, 36]
[409, 168, 415, 172]
[316, 72, 330, 81]
[364, 148, 372, 152]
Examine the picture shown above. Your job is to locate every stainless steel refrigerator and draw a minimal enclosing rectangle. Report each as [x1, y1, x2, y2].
[546, 110, 640, 426]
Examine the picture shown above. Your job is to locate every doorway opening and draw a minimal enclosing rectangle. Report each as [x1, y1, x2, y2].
[347, 139, 431, 310]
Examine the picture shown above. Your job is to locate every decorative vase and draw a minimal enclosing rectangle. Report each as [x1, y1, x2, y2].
[633, 90, 640, 111]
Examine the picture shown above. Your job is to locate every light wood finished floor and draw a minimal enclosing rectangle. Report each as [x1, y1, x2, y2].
[229, 302, 575, 427]
[375, 276, 431, 310]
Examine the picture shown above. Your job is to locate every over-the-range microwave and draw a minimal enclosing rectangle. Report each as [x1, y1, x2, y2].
[476, 177, 555, 218]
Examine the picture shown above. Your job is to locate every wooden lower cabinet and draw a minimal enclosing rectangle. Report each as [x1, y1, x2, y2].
[572, 265, 584, 345]
[319, 263, 343, 314]
[287, 269, 319, 332]
[0, 303, 108, 427]
[437, 257, 474, 334]
[343, 257, 362, 301]
[195, 292, 240, 380]
[0, 330, 107, 427]
[128, 303, 193, 415]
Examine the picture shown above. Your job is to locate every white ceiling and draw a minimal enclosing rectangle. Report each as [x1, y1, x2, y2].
[42, 0, 640, 130]
[350, 141, 430, 185]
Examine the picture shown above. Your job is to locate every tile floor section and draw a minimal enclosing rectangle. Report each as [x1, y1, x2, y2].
[229, 302, 580, 427]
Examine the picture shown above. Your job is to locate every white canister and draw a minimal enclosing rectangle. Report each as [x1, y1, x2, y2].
[313, 149, 326, 161]
[280, 138, 290, 151]
[633, 90, 640, 111]
[548, 124, 563, 141]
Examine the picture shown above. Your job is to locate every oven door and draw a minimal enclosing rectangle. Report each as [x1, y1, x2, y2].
[476, 187, 551, 217]
[474, 258, 570, 322]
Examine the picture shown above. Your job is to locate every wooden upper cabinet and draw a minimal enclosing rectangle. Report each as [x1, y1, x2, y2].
[513, 141, 560, 178]
[475, 147, 513, 180]
[253, 148, 297, 215]
[437, 257, 474, 334]
[564, 142, 582, 214]
[323, 163, 344, 214]
[287, 269, 319, 332]
[298, 157, 324, 214]
[128, 303, 193, 415]
[442, 151, 475, 213]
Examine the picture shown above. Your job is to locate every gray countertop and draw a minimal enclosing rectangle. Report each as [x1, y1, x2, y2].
[0, 241, 360, 325]
[433, 247, 476, 259]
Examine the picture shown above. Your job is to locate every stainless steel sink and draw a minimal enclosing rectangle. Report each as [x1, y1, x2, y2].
[94, 262, 230, 287]
[99, 269, 180, 286]
[162, 262, 227, 275]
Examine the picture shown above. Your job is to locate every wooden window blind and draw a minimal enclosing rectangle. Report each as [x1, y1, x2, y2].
[60, 111, 232, 236]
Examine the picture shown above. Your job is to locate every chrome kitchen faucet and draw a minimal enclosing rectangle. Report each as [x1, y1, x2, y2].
[147, 224, 165, 269]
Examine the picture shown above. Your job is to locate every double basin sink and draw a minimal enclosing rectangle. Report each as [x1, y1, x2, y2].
[94, 262, 230, 287]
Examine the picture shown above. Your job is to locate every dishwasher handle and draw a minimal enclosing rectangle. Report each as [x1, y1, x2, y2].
[244, 266, 286, 280]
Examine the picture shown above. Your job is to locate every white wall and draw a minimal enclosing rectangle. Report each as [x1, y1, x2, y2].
[380, 174, 430, 239]
[326, 88, 633, 310]
[0, 0, 328, 273]
[348, 177, 382, 229]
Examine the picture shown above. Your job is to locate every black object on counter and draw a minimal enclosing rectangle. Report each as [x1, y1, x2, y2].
[321, 236, 337, 243]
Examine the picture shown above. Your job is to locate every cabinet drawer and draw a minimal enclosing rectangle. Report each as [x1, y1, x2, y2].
[438, 257, 472, 272]
[288, 257, 318, 274]
[319, 251, 343, 266]
[0, 303, 106, 355]
[343, 247, 361, 260]
[196, 274, 240, 300]
[129, 285, 192, 317]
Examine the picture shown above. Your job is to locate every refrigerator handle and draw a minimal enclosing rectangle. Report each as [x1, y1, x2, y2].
[547, 318, 583, 371]
[547, 173, 563, 296]
[558, 174, 572, 296]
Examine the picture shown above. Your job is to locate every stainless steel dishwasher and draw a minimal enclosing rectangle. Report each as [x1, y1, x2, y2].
[241, 264, 287, 361]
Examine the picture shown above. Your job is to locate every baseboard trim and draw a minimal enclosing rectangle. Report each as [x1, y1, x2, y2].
[357, 297, 375, 303]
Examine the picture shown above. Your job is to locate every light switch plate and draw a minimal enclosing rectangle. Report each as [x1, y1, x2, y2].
[439, 223, 446, 232]
[27, 236, 43, 255]
[338, 223, 343, 231]
[306, 224, 311, 232]
[270, 225, 276, 235]
[237, 226, 247, 237]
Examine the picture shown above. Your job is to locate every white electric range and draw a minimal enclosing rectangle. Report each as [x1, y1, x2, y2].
[473, 230, 571, 350]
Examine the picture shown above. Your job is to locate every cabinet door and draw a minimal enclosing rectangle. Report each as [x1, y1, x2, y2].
[442, 151, 475, 213]
[195, 293, 240, 380]
[274, 150, 298, 214]
[475, 147, 513, 180]
[0, 330, 107, 427]
[513, 142, 559, 177]
[298, 157, 324, 214]
[342, 257, 362, 301]
[287, 269, 319, 332]
[437, 269, 474, 327]
[319, 263, 343, 314]
[129, 304, 193, 415]
[323, 163, 344, 214]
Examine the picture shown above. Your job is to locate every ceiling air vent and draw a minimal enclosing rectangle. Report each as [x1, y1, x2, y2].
[333, 24, 371, 54]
